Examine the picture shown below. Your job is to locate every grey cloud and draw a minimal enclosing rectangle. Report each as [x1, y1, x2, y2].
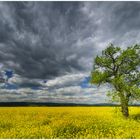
[1, 2, 140, 103]
[82, 2, 140, 47]
[1, 2, 140, 80]
[0, 2, 96, 79]
[8, 74, 42, 87]
[0, 84, 109, 104]
[8, 72, 87, 89]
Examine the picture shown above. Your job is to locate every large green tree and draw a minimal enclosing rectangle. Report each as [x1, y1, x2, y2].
[91, 44, 140, 117]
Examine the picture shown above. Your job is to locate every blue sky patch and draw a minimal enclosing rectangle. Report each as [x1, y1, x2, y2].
[80, 76, 91, 88]
[5, 70, 13, 79]
[2, 83, 19, 90]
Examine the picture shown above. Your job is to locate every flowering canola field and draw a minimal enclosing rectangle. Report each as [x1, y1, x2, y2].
[0, 107, 140, 138]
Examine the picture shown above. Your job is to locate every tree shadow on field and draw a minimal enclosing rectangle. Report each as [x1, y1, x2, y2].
[130, 113, 140, 121]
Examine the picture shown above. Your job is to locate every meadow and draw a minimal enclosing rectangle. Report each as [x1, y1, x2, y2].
[0, 107, 140, 138]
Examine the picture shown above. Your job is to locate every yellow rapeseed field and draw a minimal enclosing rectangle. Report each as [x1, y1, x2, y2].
[0, 107, 140, 138]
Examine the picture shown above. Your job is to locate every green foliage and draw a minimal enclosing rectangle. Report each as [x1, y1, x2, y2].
[107, 90, 120, 103]
[91, 43, 140, 117]
[91, 71, 109, 85]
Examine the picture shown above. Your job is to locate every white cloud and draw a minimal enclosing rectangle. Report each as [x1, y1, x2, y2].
[0, 70, 112, 103]
[44, 72, 88, 87]
[0, 73, 110, 104]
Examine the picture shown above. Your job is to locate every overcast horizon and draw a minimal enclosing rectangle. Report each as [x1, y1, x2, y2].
[0, 1, 140, 104]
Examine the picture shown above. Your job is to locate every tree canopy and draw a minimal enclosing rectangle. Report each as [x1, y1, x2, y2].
[91, 44, 140, 117]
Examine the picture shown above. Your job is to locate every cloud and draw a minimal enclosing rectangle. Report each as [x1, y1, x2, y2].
[1, 2, 140, 79]
[0, 71, 110, 104]
[43, 72, 87, 88]
[0, 2, 97, 79]
[0, 82, 109, 104]
[8, 74, 42, 88]
[81, 2, 140, 48]
[0, 2, 140, 103]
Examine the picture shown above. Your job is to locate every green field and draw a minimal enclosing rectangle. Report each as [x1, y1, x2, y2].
[0, 107, 140, 138]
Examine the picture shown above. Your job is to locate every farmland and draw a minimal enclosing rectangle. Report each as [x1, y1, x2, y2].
[0, 107, 140, 138]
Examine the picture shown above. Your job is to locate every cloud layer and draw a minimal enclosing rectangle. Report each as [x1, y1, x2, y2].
[0, 2, 140, 103]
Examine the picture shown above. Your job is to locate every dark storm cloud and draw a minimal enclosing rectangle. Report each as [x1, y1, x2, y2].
[83, 2, 140, 46]
[0, 2, 97, 79]
[1, 2, 140, 80]
[0, 1, 140, 100]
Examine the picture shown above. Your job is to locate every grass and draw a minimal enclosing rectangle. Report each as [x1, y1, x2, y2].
[0, 107, 139, 138]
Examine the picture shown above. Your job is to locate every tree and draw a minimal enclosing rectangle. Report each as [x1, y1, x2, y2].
[91, 44, 140, 117]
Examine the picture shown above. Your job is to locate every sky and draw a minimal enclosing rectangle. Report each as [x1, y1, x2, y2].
[0, 1, 140, 104]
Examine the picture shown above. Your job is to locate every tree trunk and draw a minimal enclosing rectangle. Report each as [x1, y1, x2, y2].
[114, 84, 130, 118]
[120, 96, 129, 118]
[121, 102, 129, 117]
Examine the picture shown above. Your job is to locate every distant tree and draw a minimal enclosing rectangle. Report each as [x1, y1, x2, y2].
[91, 44, 140, 117]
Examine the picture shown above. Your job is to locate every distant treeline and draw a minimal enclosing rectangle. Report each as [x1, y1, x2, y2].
[0, 102, 139, 107]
